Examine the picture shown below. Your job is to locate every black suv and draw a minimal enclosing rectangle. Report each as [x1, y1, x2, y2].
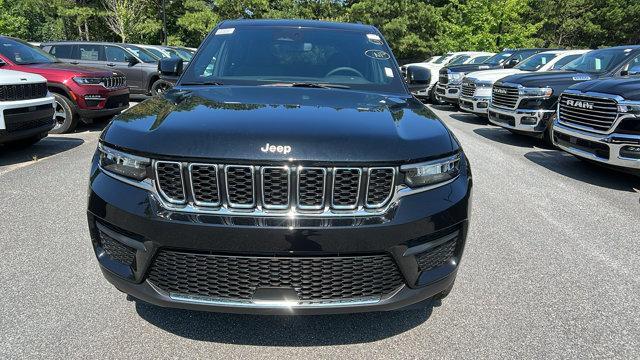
[87, 20, 472, 314]
[436, 48, 547, 105]
[41, 42, 162, 96]
[553, 75, 640, 175]
[488, 46, 640, 143]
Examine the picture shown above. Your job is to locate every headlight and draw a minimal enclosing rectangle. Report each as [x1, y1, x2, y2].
[401, 154, 461, 188]
[519, 86, 553, 98]
[448, 72, 464, 84]
[73, 77, 103, 85]
[618, 103, 640, 115]
[98, 143, 150, 181]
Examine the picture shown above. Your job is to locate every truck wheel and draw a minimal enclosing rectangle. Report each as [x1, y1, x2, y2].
[150, 79, 173, 96]
[50, 93, 78, 134]
[542, 116, 556, 147]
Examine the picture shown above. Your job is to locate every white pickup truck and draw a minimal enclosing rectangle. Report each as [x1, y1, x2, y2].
[458, 50, 589, 116]
[402, 52, 494, 102]
[0, 69, 55, 146]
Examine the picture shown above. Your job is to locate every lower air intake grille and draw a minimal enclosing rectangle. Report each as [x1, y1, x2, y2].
[99, 230, 135, 266]
[416, 238, 457, 271]
[155, 161, 185, 203]
[147, 251, 404, 301]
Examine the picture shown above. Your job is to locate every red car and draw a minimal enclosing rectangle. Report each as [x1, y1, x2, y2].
[0, 36, 129, 133]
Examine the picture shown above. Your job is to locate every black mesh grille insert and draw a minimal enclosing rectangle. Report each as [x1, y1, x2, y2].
[332, 168, 361, 208]
[416, 239, 457, 271]
[190, 164, 220, 206]
[262, 167, 289, 208]
[147, 251, 405, 301]
[366, 168, 394, 207]
[0, 82, 48, 101]
[99, 230, 135, 266]
[298, 168, 325, 209]
[156, 162, 185, 203]
[226, 166, 254, 207]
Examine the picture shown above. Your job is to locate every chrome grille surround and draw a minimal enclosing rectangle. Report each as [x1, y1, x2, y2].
[558, 91, 619, 134]
[224, 165, 256, 209]
[491, 84, 519, 109]
[365, 168, 395, 209]
[188, 163, 221, 207]
[297, 167, 327, 210]
[101, 76, 127, 89]
[331, 168, 362, 210]
[154, 161, 186, 204]
[261, 166, 291, 210]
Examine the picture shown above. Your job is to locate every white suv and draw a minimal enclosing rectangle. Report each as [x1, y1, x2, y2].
[0, 69, 55, 146]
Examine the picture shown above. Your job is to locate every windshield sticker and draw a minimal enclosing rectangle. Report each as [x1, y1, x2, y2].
[215, 28, 235, 35]
[385, 67, 394, 78]
[366, 34, 383, 45]
[365, 49, 390, 60]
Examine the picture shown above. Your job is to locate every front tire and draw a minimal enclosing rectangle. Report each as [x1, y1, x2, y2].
[50, 93, 78, 134]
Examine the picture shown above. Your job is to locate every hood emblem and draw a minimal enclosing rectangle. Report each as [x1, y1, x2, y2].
[566, 99, 594, 110]
[261, 143, 292, 155]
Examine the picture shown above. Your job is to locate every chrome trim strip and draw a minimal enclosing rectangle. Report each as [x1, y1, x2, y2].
[365, 167, 396, 209]
[403, 230, 459, 256]
[331, 167, 362, 210]
[224, 165, 256, 209]
[168, 293, 382, 308]
[261, 166, 291, 210]
[188, 163, 221, 207]
[296, 167, 327, 210]
[154, 161, 186, 205]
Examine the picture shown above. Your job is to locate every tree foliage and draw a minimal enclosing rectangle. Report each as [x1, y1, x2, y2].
[0, 0, 638, 60]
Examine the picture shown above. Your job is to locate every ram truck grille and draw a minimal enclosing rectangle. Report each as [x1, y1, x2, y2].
[154, 161, 397, 214]
[461, 82, 476, 97]
[491, 85, 519, 109]
[147, 251, 404, 301]
[558, 93, 619, 133]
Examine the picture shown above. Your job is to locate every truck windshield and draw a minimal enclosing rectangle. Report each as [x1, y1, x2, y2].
[562, 48, 636, 74]
[448, 55, 470, 65]
[483, 51, 513, 66]
[0, 37, 58, 65]
[515, 53, 557, 71]
[181, 26, 405, 93]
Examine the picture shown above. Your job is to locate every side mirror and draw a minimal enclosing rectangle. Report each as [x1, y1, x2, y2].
[620, 70, 629, 76]
[623, 66, 640, 76]
[127, 56, 139, 65]
[405, 65, 431, 92]
[505, 59, 520, 68]
[159, 57, 184, 77]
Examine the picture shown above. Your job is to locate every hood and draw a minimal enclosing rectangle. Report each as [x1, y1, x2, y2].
[568, 77, 640, 101]
[466, 68, 523, 83]
[102, 86, 456, 163]
[0, 69, 46, 85]
[21, 62, 124, 77]
[443, 63, 501, 74]
[497, 70, 597, 88]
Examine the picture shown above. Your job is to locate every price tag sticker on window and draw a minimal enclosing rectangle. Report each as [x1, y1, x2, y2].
[385, 67, 394, 78]
[215, 28, 235, 35]
[366, 34, 383, 45]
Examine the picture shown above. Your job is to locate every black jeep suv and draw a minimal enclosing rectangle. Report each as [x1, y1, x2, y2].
[87, 20, 472, 314]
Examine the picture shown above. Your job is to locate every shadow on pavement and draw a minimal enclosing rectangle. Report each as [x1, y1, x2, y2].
[135, 300, 436, 345]
[0, 136, 84, 167]
[524, 150, 640, 192]
[473, 127, 548, 149]
[449, 113, 489, 125]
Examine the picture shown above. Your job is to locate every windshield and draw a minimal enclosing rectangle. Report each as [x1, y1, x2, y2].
[469, 55, 491, 64]
[515, 53, 557, 71]
[181, 26, 405, 93]
[125, 45, 159, 63]
[433, 55, 451, 64]
[483, 51, 513, 65]
[145, 47, 169, 59]
[0, 37, 57, 65]
[562, 48, 636, 74]
[448, 55, 470, 66]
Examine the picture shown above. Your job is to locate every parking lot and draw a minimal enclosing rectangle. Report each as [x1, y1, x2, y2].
[0, 102, 638, 359]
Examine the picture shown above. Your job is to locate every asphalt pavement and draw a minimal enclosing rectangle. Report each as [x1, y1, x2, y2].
[1, 102, 639, 359]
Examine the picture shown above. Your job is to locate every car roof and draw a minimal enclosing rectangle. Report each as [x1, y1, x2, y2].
[219, 19, 376, 32]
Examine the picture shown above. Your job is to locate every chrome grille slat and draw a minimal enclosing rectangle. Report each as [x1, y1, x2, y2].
[154, 162, 396, 214]
[461, 82, 476, 97]
[558, 94, 618, 133]
[491, 85, 519, 109]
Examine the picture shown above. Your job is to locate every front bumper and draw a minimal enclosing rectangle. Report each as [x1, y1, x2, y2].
[488, 105, 555, 134]
[459, 95, 490, 115]
[553, 121, 640, 171]
[87, 153, 472, 314]
[435, 83, 460, 104]
[0, 96, 55, 143]
[74, 87, 130, 119]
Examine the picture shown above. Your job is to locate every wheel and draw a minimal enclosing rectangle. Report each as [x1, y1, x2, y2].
[50, 93, 78, 134]
[542, 115, 556, 147]
[150, 79, 173, 96]
[3, 133, 46, 149]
